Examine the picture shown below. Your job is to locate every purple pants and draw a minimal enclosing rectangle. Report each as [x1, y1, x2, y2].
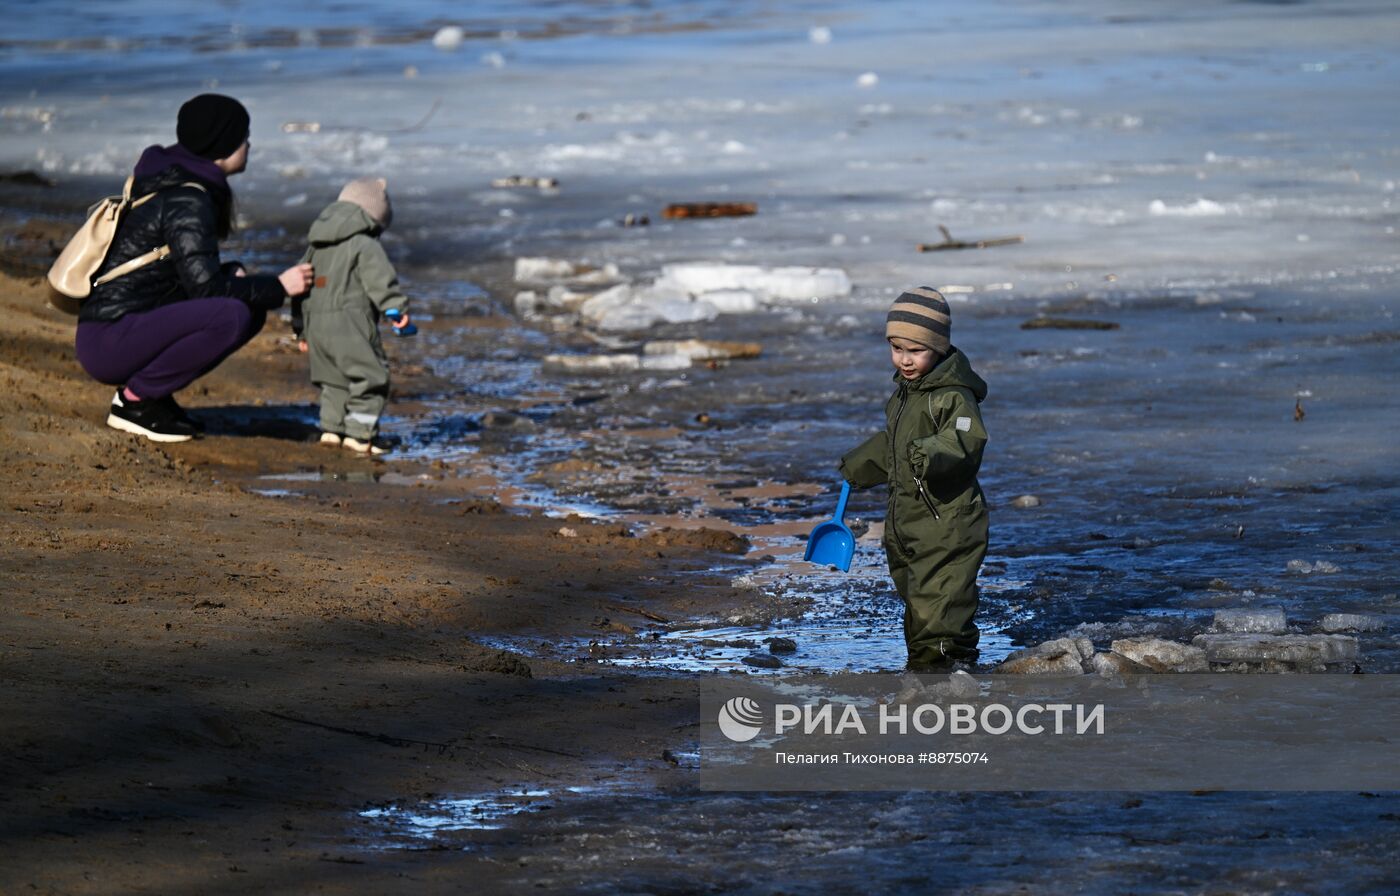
[75, 298, 266, 400]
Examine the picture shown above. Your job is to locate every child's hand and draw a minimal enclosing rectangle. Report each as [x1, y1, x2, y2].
[389, 310, 412, 331]
[297, 339, 309, 353]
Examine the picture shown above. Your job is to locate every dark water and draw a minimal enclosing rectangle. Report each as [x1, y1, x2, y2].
[384, 282, 1400, 678]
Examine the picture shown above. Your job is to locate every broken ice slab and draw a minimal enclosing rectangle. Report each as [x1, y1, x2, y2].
[515, 257, 575, 282]
[1091, 652, 1149, 676]
[1212, 608, 1288, 634]
[1109, 637, 1210, 673]
[662, 202, 757, 219]
[1286, 559, 1341, 575]
[994, 637, 1093, 674]
[1318, 613, 1386, 633]
[513, 257, 620, 285]
[540, 352, 641, 375]
[513, 286, 597, 319]
[1191, 633, 1359, 672]
[643, 339, 762, 361]
[578, 283, 720, 332]
[657, 262, 852, 302]
[541, 352, 694, 375]
[696, 289, 761, 314]
[894, 669, 982, 703]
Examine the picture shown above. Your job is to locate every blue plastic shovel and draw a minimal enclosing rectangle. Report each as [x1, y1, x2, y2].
[804, 480, 855, 572]
[385, 308, 417, 337]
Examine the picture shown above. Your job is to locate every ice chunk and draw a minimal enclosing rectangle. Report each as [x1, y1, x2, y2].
[569, 263, 622, 286]
[576, 283, 633, 321]
[432, 26, 464, 51]
[1148, 198, 1239, 217]
[1212, 608, 1288, 634]
[544, 285, 594, 312]
[639, 353, 693, 371]
[856, 72, 879, 88]
[1091, 652, 1148, 676]
[1192, 633, 1359, 672]
[513, 290, 540, 318]
[808, 26, 833, 45]
[1318, 613, 1385, 633]
[659, 262, 851, 302]
[994, 637, 1093, 675]
[541, 353, 640, 375]
[697, 289, 761, 314]
[894, 669, 983, 702]
[643, 339, 761, 361]
[515, 257, 578, 282]
[600, 300, 718, 332]
[1109, 638, 1209, 673]
[1287, 559, 1341, 575]
[579, 282, 719, 332]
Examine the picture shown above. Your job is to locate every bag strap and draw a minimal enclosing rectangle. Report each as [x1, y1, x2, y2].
[92, 181, 209, 287]
[93, 245, 173, 286]
[132, 179, 206, 207]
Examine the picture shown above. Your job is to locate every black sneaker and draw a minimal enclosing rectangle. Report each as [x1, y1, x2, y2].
[156, 394, 205, 433]
[107, 392, 197, 443]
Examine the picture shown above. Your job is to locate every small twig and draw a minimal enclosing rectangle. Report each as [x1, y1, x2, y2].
[604, 603, 671, 624]
[918, 225, 1024, 252]
[263, 710, 454, 753]
[663, 202, 757, 219]
[393, 98, 442, 134]
[483, 735, 583, 759]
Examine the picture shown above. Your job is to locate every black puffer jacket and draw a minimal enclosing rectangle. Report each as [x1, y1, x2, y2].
[79, 162, 285, 323]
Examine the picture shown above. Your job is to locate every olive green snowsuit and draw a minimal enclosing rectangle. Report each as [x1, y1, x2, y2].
[297, 201, 410, 440]
[839, 348, 990, 666]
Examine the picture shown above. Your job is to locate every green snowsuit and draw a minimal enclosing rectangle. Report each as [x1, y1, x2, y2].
[298, 201, 410, 440]
[839, 348, 990, 666]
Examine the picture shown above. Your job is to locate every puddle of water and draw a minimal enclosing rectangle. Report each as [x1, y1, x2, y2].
[258, 470, 382, 484]
[360, 788, 553, 842]
[360, 777, 643, 848]
[248, 488, 302, 498]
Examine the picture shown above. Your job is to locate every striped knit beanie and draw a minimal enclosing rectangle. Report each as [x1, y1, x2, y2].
[886, 286, 951, 355]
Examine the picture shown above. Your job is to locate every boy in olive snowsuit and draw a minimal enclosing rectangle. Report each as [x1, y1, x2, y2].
[296, 177, 412, 454]
[839, 287, 990, 668]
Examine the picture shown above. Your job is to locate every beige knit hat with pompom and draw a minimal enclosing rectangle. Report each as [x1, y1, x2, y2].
[338, 177, 393, 229]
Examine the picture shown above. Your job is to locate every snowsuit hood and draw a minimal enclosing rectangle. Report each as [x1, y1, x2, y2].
[308, 200, 381, 246]
[899, 348, 988, 402]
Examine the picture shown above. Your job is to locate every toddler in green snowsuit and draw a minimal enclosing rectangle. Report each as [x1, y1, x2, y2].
[295, 177, 412, 455]
[839, 287, 990, 668]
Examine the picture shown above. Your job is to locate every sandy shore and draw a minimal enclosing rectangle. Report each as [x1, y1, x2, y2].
[0, 199, 760, 892]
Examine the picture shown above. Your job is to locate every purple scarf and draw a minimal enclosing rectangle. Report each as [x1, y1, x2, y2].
[133, 143, 231, 196]
[132, 143, 234, 235]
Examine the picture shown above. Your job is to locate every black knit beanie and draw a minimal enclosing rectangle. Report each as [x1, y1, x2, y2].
[177, 94, 250, 160]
